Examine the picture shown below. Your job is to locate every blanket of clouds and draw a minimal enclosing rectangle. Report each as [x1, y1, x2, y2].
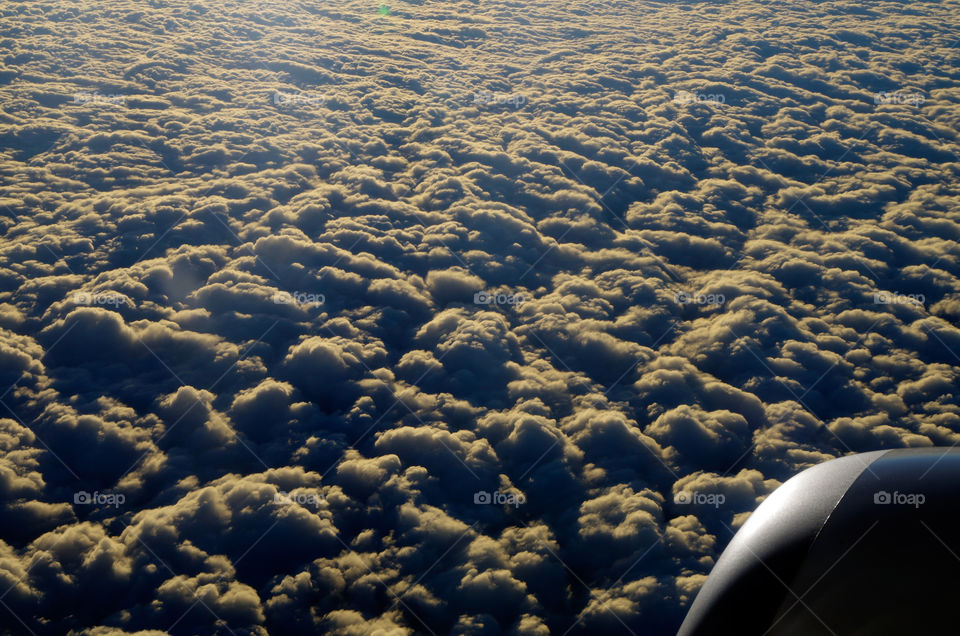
[2, 0, 960, 633]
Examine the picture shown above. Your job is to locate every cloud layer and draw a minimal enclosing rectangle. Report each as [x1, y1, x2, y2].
[2, 0, 960, 633]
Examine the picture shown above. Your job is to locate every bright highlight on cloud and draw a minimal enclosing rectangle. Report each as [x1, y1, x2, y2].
[2, 0, 960, 633]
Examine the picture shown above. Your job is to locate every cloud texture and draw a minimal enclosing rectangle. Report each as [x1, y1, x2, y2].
[2, 0, 960, 633]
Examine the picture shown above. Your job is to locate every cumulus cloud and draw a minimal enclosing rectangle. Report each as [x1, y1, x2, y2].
[2, 0, 960, 633]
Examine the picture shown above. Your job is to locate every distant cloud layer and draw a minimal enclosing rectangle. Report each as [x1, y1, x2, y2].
[2, 0, 960, 633]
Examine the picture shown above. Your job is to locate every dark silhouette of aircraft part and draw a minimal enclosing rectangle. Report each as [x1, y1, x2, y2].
[678, 448, 960, 635]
